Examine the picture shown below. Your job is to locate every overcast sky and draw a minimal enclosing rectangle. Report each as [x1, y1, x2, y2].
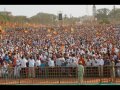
[0, 5, 120, 18]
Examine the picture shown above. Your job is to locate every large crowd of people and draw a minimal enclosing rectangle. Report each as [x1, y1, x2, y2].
[0, 22, 120, 77]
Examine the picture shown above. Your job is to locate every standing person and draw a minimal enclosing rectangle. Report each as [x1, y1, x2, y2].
[64, 53, 73, 76]
[56, 54, 64, 67]
[13, 55, 17, 67]
[60, 54, 66, 66]
[28, 56, 35, 78]
[116, 60, 120, 77]
[0, 55, 3, 65]
[85, 56, 92, 66]
[35, 56, 41, 78]
[1, 61, 9, 78]
[78, 55, 85, 66]
[98, 56, 104, 77]
[85, 56, 92, 77]
[20, 56, 28, 78]
[36, 56, 41, 67]
[3, 54, 10, 63]
[68, 53, 78, 77]
[110, 60, 115, 83]
[20, 56, 28, 68]
[104, 56, 111, 66]
[14, 57, 21, 78]
[64, 53, 71, 67]
[40, 52, 47, 67]
[91, 56, 98, 66]
[78, 61, 84, 84]
[113, 53, 119, 65]
[48, 58, 55, 67]
[70, 53, 78, 67]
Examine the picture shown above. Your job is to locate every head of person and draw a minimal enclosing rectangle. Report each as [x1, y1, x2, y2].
[85, 56, 88, 59]
[5, 54, 8, 56]
[92, 56, 95, 60]
[118, 60, 120, 63]
[72, 53, 75, 57]
[79, 61, 83, 65]
[30, 56, 33, 59]
[37, 56, 39, 60]
[64, 53, 69, 58]
[21, 55, 24, 59]
[61, 54, 64, 58]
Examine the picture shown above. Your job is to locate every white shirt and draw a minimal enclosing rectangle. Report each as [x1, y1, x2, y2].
[109, 43, 112, 50]
[40, 54, 47, 61]
[91, 59, 98, 66]
[36, 60, 41, 67]
[70, 57, 78, 67]
[56, 58, 65, 66]
[116, 63, 120, 66]
[85, 59, 92, 66]
[116, 63, 120, 70]
[16, 59, 21, 66]
[2, 63, 9, 74]
[48, 59, 55, 67]
[20, 58, 28, 68]
[98, 59, 104, 66]
[73, 57, 78, 64]
[1, 53, 5, 59]
[45, 51, 48, 56]
[66, 58, 71, 66]
[80, 50, 85, 55]
[28, 59, 35, 67]
[115, 48, 119, 53]
[101, 48, 107, 54]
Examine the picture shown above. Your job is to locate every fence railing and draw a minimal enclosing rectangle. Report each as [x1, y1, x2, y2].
[0, 65, 120, 85]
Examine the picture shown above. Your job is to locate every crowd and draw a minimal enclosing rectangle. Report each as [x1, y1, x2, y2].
[0, 22, 120, 77]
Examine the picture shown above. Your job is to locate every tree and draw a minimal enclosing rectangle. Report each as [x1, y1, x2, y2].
[108, 8, 120, 21]
[29, 12, 57, 25]
[96, 8, 110, 24]
[96, 8, 110, 20]
[13, 16, 28, 24]
[0, 14, 10, 22]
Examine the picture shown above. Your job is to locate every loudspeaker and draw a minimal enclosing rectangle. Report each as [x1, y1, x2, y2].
[58, 13, 62, 20]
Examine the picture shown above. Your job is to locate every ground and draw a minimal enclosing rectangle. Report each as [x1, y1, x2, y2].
[0, 77, 120, 85]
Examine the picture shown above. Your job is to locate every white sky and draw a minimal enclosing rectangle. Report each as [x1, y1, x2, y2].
[0, 5, 120, 18]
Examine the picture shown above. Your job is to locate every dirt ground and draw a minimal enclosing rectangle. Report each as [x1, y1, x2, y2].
[0, 77, 120, 85]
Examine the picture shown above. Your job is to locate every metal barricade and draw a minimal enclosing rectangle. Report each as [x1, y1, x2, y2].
[114, 66, 120, 83]
[0, 66, 20, 85]
[99, 65, 112, 83]
[0, 66, 119, 85]
[84, 66, 100, 84]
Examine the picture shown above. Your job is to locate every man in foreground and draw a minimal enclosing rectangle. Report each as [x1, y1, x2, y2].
[78, 61, 84, 84]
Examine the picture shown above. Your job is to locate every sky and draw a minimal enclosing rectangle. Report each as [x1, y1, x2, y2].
[0, 5, 120, 18]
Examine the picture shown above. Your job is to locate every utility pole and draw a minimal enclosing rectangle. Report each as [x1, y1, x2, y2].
[113, 5, 116, 22]
[93, 5, 96, 19]
[4, 8, 6, 12]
